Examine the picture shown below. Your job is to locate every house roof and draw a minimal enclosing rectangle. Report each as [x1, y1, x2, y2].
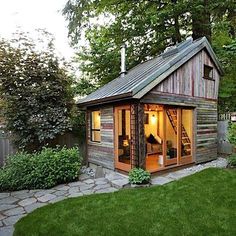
[77, 37, 223, 107]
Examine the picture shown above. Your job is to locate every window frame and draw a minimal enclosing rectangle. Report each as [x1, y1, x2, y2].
[90, 110, 101, 143]
[203, 64, 214, 81]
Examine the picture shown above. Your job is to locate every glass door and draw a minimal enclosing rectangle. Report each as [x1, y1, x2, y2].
[165, 108, 178, 166]
[114, 105, 131, 171]
[180, 109, 193, 164]
[164, 107, 193, 167]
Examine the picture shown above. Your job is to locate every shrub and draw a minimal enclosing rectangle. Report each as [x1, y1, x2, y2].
[0, 147, 81, 191]
[228, 154, 236, 167]
[228, 122, 236, 147]
[128, 168, 151, 185]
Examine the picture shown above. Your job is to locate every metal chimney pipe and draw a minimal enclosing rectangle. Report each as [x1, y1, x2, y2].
[120, 44, 126, 77]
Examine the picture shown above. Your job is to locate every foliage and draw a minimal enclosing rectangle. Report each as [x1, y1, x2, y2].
[63, 0, 236, 103]
[228, 154, 236, 167]
[212, 21, 236, 112]
[70, 107, 86, 144]
[228, 122, 236, 146]
[14, 168, 236, 236]
[128, 168, 151, 185]
[0, 147, 81, 191]
[0, 30, 74, 151]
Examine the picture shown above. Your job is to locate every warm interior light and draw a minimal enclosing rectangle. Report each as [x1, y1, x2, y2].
[123, 139, 129, 146]
[151, 114, 157, 124]
[95, 112, 101, 126]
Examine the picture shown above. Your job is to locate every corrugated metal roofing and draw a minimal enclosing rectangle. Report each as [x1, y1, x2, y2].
[77, 37, 223, 106]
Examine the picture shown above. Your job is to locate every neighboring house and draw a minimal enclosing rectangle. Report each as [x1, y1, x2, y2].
[77, 37, 223, 173]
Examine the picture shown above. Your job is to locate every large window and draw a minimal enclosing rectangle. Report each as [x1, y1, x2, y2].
[91, 110, 101, 142]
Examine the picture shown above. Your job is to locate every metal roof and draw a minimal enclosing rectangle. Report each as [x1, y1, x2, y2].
[77, 37, 223, 106]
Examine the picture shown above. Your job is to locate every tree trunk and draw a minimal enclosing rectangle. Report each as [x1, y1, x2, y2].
[172, 0, 182, 43]
[192, 0, 211, 43]
[228, 9, 236, 38]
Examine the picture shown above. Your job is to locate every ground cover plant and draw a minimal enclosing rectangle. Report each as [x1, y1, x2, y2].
[0, 147, 81, 191]
[14, 168, 236, 236]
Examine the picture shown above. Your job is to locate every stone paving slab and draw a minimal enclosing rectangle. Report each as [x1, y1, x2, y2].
[0, 214, 7, 221]
[0, 204, 17, 212]
[49, 196, 67, 203]
[67, 192, 83, 198]
[0, 193, 10, 200]
[0, 226, 13, 236]
[95, 187, 118, 194]
[83, 179, 94, 185]
[0, 197, 18, 205]
[34, 190, 55, 198]
[3, 214, 26, 226]
[151, 176, 173, 185]
[81, 189, 95, 195]
[24, 203, 47, 213]
[54, 190, 67, 196]
[0, 157, 227, 236]
[110, 178, 129, 189]
[18, 198, 37, 207]
[4, 207, 25, 217]
[37, 194, 57, 203]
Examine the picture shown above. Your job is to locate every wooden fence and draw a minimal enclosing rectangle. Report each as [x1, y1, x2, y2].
[217, 112, 236, 154]
[0, 130, 86, 167]
[0, 130, 15, 166]
[218, 112, 236, 121]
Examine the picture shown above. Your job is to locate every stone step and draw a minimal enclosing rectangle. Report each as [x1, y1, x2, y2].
[110, 178, 129, 189]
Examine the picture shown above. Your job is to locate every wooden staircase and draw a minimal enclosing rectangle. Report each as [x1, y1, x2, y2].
[166, 109, 191, 155]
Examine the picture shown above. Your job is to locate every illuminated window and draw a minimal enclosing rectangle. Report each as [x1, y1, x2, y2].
[91, 110, 101, 142]
[203, 64, 213, 80]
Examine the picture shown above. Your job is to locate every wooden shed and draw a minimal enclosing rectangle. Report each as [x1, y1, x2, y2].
[77, 37, 223, 173]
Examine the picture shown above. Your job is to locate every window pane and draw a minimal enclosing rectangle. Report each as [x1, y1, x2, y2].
[92, 130, 101, 142]
[181, 109, 192, 157]
[204, 65, 213, 79]
[166, 109, 177, 162]
[118, 109, 131, 164]
[92, 111, 101, 130]
[91, 110, 101, 142]
[144, 104, 164, 171]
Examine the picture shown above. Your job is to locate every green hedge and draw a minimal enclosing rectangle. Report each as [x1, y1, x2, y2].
[0, 147, 81, 191]
[228, 154, 236, 168]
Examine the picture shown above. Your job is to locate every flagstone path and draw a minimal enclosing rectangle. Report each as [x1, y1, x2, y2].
[0, 157, 227, 236]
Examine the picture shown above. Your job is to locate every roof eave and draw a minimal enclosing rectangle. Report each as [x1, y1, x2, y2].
[77, 92, 133, 108]
[202, 38, 224, 75]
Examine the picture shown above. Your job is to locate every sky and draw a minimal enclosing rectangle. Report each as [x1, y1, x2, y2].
[0, 0, 74, 60]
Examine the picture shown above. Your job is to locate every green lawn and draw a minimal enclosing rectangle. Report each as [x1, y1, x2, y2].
[14, 168, 236, 236]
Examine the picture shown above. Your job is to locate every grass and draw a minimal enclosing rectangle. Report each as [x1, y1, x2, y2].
[14, 168, 236, 236]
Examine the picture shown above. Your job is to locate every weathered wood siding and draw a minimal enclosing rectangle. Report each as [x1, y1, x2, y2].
[87, 106, 114, 169]
[141, 93, 218, 163]
[155, 50, 220, 99]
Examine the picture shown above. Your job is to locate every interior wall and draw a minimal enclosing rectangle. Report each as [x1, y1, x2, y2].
[166, 115, 177, 148]
[144, 111, 158, 138]
[182, 109, 192, 141]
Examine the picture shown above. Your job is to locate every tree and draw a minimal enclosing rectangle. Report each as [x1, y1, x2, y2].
[0, 30, 74, 151]
[63, 0, 236, 111]
[212, 20, 236, 112]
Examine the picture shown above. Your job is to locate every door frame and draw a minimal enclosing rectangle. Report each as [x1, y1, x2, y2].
[163, 106, 194, 167]
[114, 105, 132, 172]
